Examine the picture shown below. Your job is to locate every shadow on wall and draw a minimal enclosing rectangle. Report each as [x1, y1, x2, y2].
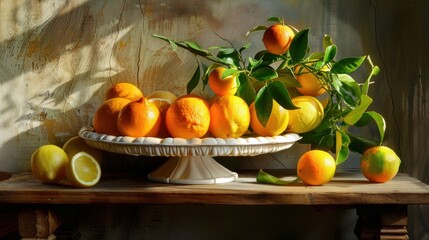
[0, 0, 318, 172]
[0, 0, 200, 171]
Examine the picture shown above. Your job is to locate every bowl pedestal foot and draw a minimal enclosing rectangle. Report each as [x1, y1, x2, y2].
[147, 156, 238, 184]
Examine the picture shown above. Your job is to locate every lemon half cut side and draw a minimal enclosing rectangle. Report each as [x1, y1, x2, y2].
[66, 151, 101, 188]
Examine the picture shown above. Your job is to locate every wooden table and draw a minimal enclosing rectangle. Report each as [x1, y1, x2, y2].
[1, 170, 429, 239]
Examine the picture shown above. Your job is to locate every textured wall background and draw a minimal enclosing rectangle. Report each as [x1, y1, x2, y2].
[0, 0, 428, 239]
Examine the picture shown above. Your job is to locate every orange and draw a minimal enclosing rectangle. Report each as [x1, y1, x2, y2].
[105, 82, 143, 101]
[360, 146, 401, 183]
[31, 145, 69, 183]
[165, 95, 210, 139]
[249, 100, 289, 136]
[297, 150, 336, 186]
[209, 95, 250, 138]
[295, 65, 327, 97]
[117, 97, 161, 137]
[262, 24, 295, 55]
[286, 96, 324, 133]
[93, 97, 131, 136]
[208, 67, 238, 96]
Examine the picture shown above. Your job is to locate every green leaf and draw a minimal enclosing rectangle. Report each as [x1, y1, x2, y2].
[255, 50, 283, 66]
[317, 134, 335, 151]
[187, 64, 201, 94]
[246, 25, 268, 36]
[322, 44, 337, 66]
[343, 94, 373, 125]
[239, 43, 251, 53]
[323, 34, 334, 49]
[217, 47, 240, 66]
[289, 28, 309, 63]
[276, 73, 301, 88]
[222, 68, 241, 79]
[256, 169, 299, 185]
[267, 81, 299, 110]
[236, 73, 256, 105]
[168, 39, 178, 51]
[331, 56, 367, 74]
[255, 86, 272, 127]
[347, 133, 380, 154]
[337, 74, 361, 98]
[251, 66, 278, 81]
[248, 57, 263, 71]
[335, 130, 350, 165]
[202, 64, 219, 87]
[183, 41, 210, 56]
[354, 111, 386, 143]
[309, 51, 325, 60]
[267, 16, 284, 24]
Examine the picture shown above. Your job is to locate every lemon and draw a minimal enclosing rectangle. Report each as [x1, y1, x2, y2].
[209, 95, 250, 138]
[66, 152, 101, 188]
[146, 90, 177, 103]
[63, 136, 102, 163]
[31, 145, 69, 183]
[286, 96, 324, 133]
[249, 100, 289, 136]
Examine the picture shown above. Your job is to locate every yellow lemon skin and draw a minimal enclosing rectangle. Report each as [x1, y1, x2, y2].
[286, 96, 324, 134]
[63, 136, 102, 163]
[249, 100, 289, 136]
[31, 145, 69, 183]
[209, 95, 250, 138]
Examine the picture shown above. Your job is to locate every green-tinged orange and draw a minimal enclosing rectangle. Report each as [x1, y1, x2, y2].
[360, 146, 401, 183]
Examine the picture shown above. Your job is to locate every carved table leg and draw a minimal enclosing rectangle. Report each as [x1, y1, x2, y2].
[18, 207, 63, 240]
[355, 205, 408, 240]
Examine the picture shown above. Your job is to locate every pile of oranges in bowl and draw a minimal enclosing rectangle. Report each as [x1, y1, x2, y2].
[92, 79, 324, 140]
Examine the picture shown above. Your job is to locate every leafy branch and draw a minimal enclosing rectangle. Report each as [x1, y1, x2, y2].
[153, 17, 384, 164]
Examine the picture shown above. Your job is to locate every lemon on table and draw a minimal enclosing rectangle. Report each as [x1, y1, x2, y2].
[66, 152, 101, 188]
[31, 145, 69, 183]
[63, 136, 102, 163]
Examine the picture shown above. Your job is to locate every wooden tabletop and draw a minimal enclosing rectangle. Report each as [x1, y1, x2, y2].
[1, 171, 429, 205]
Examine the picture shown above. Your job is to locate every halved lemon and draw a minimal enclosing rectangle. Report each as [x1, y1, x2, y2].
[66, 151, 101, 188]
